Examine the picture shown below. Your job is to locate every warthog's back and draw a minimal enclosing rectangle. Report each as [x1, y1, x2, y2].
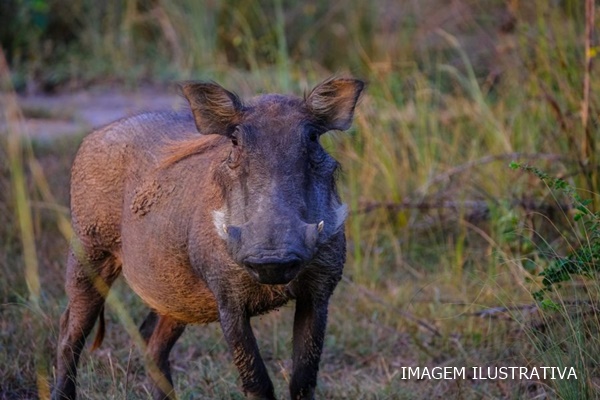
[70, 111, 197, 256]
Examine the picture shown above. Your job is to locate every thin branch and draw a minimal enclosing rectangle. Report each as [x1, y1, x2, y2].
[581, 0, 595, 160]
[468, 304, 539, 319]
[341, 276, 442, 337]
[354, 198, 572, 216]
[470, 300, 600, 319]
[425, 152, 566, 188]
[352, 152, 572, 216]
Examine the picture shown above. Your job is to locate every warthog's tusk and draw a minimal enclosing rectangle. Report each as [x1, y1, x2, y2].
[317, 221, 324, 233]
[223, 224, 228, 234]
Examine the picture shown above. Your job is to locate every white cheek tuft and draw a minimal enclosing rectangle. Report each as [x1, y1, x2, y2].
[212, 209, 227, 239]
[334, 204, 348, 232]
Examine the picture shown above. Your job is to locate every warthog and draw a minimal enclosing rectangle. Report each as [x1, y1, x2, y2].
[52, 77, 364, 400]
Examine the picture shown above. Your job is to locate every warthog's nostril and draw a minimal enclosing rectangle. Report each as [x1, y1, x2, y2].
[243, 258, 304, 285]
[245, 260, 302, 272]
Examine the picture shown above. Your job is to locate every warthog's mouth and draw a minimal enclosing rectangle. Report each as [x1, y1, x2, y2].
[243, 255, 304, 285]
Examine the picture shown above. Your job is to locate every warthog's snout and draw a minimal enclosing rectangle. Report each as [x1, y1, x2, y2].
[225, 221, 321, 284]
[244, 257, 304, 285]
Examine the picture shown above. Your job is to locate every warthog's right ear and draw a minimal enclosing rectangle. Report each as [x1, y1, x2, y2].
[180, 82, 244, 135]
[306, 77, 365, 132]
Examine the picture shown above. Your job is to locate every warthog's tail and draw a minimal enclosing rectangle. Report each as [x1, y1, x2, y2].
[90, 305, 106, 351]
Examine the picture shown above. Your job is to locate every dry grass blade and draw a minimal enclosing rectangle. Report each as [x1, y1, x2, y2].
[0, 47, 51, 399]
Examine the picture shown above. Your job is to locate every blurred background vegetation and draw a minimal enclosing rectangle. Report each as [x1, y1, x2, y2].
[1, 0, 600, 399]
[1, 0, 578, 88]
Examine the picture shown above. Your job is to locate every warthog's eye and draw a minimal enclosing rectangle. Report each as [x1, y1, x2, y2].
[227, 146, 241, 169]
[305, 124, 323, 143]
[227, 129, 242, 168]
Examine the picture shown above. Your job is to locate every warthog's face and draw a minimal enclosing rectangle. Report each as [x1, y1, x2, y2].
[182, 78, 364, 284]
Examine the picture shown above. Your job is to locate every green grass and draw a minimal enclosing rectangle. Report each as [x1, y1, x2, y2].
[1, 0, 600, 399]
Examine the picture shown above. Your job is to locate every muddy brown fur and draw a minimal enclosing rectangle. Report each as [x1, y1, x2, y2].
[52, 77, 364, 400]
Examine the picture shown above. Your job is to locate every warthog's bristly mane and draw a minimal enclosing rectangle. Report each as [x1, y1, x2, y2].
[159, 135, 228, 169]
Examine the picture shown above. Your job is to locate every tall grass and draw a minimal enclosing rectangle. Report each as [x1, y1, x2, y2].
[1, 0, 599, 398]
[506, 161, 600, 400]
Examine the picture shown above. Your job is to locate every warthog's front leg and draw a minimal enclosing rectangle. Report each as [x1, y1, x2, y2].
[288, 265, 342, 400]
[289, 296, 329, 400]
[218, 305, 275, 400]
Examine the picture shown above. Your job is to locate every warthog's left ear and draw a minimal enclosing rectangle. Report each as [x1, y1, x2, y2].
[306, 77, 365, 131]
[181, 81, 244, 135]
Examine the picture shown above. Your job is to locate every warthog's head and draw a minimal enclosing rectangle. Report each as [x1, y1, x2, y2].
[182, 78, 364, 284]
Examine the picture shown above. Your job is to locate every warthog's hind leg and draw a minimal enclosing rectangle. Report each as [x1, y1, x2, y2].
[139, 310, 159, 343]
[143, 313, 186, 400]
[52, 249, 120, 400]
